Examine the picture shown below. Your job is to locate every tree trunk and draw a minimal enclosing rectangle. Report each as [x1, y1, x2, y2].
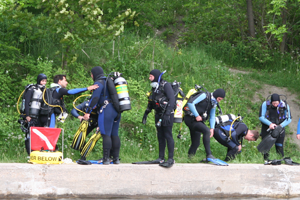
[280, 5, 287, 53]
[246, 0, 255, 38]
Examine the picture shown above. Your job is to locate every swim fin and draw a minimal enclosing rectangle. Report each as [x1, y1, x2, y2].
[264, 159, 282, 165]
[203, 155, 229, 166]
[257, 127, 283, 154]
[80, 130, 101, 158]
[76, 159, 91, 165]
[257, 134, 277, 154]
[283, 157, 300, 166]
[132, 158, 164, 164]
[89, 158, 113, 165]
[71, 120, 89, 150]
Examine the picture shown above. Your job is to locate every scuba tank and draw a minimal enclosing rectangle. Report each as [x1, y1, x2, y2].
[29, 86, 44, 118]
[215, 114, 237, 125]
[113, 72, 131, 112]
[173, 81, 184, 123]
[182, 85, 200, 114]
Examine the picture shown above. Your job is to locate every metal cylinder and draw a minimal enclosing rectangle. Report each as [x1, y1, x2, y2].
[114, 76, 131, 112]
[29, 88, 43, 118]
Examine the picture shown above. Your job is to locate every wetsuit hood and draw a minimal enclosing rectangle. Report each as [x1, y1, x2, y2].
[213, 89, 226, 99]
[37, 73, 47, 85]
[271, 93, 280, 102]
[150, 69, 162, 82]
[91, 66, 104, 81]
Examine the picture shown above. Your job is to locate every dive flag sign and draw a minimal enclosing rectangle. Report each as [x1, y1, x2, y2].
[30, 127, 61, 151]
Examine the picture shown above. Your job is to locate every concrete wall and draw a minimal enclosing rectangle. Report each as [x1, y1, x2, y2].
[1, 163, 300, 198]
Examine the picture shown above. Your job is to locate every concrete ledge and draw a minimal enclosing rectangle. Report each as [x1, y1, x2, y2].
[1, 163, 300, 198]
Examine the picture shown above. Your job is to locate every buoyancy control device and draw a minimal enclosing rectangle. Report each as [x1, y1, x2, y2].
[17, 84, 45, 119]
[215, 114, 243, 142]
[265, 94, 290, 124]
[18, 84, 35, 119]
[183, 84, 222, 120]
[146, 80, 185, 123]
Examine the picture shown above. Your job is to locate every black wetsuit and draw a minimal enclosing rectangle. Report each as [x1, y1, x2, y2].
[184, 92, 218, 157]
[24, 86, 48, 127]
[259, 100, 292, 158]
[49, 85, 88, 127]
[214, 122, 247, 161]
[24, 85, 48, 155]
[147, 81, 175, 160]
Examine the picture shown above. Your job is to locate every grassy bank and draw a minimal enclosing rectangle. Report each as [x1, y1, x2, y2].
[1, 33, 299, 164]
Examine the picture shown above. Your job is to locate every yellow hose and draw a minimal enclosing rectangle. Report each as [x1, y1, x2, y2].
[17, 90, 25, 115]
[72, 94, 91, 114]
[229, 116, 242, 139]
[42, 87, 64, 114]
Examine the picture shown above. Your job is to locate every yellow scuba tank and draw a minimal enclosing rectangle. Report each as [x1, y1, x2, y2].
[113, 72, 131, 112]
[174, 88, 184, 123]
[182, 88, 197, 114]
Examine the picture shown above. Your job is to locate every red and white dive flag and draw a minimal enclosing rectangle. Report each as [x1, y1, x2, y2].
[30, 127, 61, 151]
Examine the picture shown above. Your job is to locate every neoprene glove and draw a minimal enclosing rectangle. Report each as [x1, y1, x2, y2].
[162, 108, 172, 126]
[142, 109, 151, 125]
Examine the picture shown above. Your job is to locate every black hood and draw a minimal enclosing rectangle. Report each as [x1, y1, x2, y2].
[150, 69, 162, 82]
[271, 93, 280, 102]
[37, 73, 47, 85]
[91, 66, 104, 81]
[213, 89, 226, 99]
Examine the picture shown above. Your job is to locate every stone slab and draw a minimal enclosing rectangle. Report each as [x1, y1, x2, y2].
[0, 163, 300, 198]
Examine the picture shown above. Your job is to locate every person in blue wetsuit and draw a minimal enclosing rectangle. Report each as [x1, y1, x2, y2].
[83, 66, 121, 165]
[184, 88, 225, 163]
[296, 119, 300, 140]
[49, 74, 98, 128]
[259, 93, 292, 159]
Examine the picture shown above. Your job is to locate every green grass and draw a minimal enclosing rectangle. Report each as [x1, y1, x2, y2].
[2, 33, 300, 165]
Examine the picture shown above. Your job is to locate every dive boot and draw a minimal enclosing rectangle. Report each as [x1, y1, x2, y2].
[102, 148, 110, 165]
[159, 158, 175, 168]
[113, 157, 120, 164]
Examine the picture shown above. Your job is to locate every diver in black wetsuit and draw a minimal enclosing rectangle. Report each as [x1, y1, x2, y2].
[23, 73, 48, 154]
[214, 121, 259, 161]
[48, 74, 98, 128]
[258, 93, 292, 159]
[184, 88, 225, 162]
[142, 69, 175, 168]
